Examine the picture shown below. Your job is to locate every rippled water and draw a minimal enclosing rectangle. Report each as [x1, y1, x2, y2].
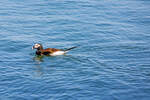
[0, 0, 150, 100]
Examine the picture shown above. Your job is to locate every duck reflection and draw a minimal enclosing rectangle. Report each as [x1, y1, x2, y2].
[32, 54, 83, 77]
[32, 55, 45, 77]
[33, 55, 44, 63]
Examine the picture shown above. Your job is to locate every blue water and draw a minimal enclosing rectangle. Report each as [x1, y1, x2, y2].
[0, 0, 150, 100]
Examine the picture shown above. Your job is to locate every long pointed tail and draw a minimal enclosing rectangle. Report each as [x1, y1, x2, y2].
[64, 46, 78, 52]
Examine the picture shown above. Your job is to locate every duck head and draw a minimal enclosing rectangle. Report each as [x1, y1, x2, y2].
[32, 43, 43, 50]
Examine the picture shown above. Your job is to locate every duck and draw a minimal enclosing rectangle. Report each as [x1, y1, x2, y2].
[32, 43, 77, 56]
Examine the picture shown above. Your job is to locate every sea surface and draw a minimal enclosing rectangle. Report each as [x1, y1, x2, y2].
[0, 0, 150, 100]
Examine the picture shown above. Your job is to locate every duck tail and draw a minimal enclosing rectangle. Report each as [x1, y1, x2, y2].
[64, 46, 78, 52]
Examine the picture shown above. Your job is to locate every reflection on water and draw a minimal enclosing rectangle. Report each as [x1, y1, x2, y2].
[32, 55, 44, 77]
[32, 54, 87, 77]
[33, 55, 44, 63]
[33, 64, 43, 77]
[33, 54, 84, 64]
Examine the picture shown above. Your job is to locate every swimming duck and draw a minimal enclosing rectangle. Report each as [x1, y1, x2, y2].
[32, 43, 77, 56]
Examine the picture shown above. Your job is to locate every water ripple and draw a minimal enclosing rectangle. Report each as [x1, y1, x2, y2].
[0, 0, 150, 100]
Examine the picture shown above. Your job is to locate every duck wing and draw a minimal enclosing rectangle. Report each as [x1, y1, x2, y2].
[41, 48, 61, 55]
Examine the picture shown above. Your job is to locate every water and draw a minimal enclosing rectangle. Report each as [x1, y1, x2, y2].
[0, 0, 150, 100]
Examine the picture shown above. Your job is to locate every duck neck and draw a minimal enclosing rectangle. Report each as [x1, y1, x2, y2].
[36, 50, 41, 55]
